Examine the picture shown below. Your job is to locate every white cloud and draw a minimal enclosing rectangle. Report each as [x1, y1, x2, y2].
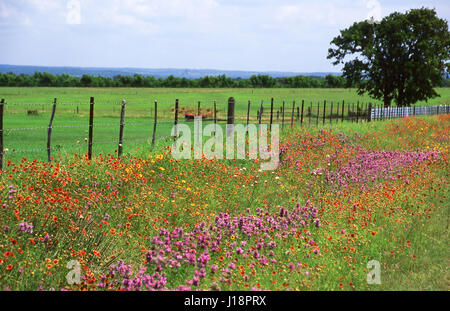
[66, 0, 81, 25]
[0, 2, 14, 18]
[28, 0, 63, 12]
[275, 1, 369, 27]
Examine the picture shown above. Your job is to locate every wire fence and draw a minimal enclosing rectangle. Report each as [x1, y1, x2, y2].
[0, 97, 448, 169]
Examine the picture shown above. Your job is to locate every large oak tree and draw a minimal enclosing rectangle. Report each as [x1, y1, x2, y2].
[328, 8, 450, 107]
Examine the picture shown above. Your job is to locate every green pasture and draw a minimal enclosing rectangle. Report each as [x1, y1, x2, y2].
[0, 87, 449, 162]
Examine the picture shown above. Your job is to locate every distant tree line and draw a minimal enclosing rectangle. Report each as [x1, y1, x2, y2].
[0, 72, 350, 88]
[1, 72, 448, 88]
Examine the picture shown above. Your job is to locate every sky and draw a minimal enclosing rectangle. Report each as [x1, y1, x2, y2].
[0, 0, 449, 72]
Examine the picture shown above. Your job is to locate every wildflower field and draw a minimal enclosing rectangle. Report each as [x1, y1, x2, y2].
[0, 115, 448, 291]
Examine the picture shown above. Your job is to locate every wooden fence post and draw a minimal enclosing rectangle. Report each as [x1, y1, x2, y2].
[341, 100, 345, 122]
[260, 100, 264, 124]
[282, 100, 285, 130]
[151, 100, 157, 150]
[269, 97, 274, 131]
[368, 102, 372, 122]
[88, 97, 94, 160]
[47, 98, 57, 162]
[316, 102, 320, 126]
[363, 103, 367, 121]
[227, 97, 235, 137]
[330, 101, 333, 125]
[300, 100, 304, 126]
[322, 100, 326, 126]
[246, 100, 250, 128]
[215, 100, 218, 137]
[309, 102, 312, 127]
[0, 99, 4, 172]
[351, 103, 355, 122]
[196, 100, 201, 143]
[256, 101, 261, 124]
[291, 100, 295, 127]
[118, 100, 126, 157]
[356, 102, 360, 123]
[336, 100, 340, 120]
[174, 99, 179, 148]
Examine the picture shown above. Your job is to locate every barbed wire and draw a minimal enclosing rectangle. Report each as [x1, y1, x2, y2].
[2, 135, 174, 155]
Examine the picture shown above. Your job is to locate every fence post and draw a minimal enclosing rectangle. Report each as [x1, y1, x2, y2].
[259, 100, 263, 125]
[282, 100, 285, 130]
[215, 100, 218, 137]
[330, 101, 333, 125]
[260, 100, 264, 123]
[88, 97, 94, 160]
[322, 100, 326, 126]
[173, 99, 179, 148]
[297, 107, 300, 121]
[368, 102, 372, 122]
[291, 100, 295, 127]
[356, 102, 360, 123]
[300, 100, 304, 127]
[364, 103, 367, 121]
[246, 100, 250, 129]
[351, 103, 355, 122]
[316, 102, 320, 126]
[341, 100, 345, 122]
[309, 102, 312, 127]
[227, 97, 235, 138]
[196, 100, 201, 143]
[118, 99, 126, 157]
[413, 105, 416, 116]
[0, 99, 4, 172]
[151, 100, 158, 150]
[47, 98, 57, 162]
[336, 100, 340, 120]
[269, 97, 274, 131]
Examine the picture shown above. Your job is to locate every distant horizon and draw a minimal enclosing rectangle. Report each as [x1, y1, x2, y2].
[0, 64, 341, 79]
[0, 63, 341, 74]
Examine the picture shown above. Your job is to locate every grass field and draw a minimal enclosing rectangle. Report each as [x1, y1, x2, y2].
[2, 87, 450, 116]
[1, 87, 449, 163]
[0, 114, 448, 290]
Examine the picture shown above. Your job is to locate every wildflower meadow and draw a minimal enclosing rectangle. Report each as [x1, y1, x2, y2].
[0, 115, 448, 291]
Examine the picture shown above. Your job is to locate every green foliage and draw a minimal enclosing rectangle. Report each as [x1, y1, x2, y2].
[0, 72, 356, 89]
[328, 8, 450, 107]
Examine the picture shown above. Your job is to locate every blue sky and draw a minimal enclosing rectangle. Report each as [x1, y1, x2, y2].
[0, 0, 449, 72]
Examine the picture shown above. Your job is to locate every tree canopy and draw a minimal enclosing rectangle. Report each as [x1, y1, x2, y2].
[0, 72, 352, 88]
[328, 8, 450, 107]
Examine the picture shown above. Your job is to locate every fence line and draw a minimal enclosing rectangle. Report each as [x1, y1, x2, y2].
[0, 96, 448, 170]
[370, 105, 450, 120]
